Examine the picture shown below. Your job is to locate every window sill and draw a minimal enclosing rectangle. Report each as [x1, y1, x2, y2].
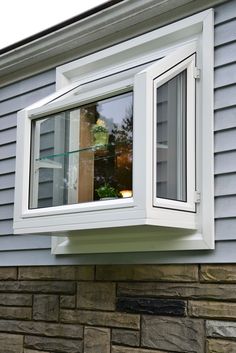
[52, 225, 214, 255]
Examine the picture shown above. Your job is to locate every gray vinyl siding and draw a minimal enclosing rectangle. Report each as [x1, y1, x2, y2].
[0, 70, 55, 245]
[0, 0, 236, 265]
[214, 0, 236, 245]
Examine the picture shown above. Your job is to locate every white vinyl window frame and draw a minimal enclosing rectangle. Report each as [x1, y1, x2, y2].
[153, 54, 196, 212]
[28, 81, 134, 214]
[17, 77, 137, 219]
[13, 9, 214, 254]
[133, 42, 198, 232]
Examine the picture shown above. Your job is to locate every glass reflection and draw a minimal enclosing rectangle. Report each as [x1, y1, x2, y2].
[156, 70, 187, 202]
[30, 92, 133, 208]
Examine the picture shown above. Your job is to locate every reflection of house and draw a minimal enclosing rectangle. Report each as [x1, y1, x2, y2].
[0, 0, 236, 351]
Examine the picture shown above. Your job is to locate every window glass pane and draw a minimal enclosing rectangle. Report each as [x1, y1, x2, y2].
[29, 92, 133, 208]
[156, 70, 187, 202]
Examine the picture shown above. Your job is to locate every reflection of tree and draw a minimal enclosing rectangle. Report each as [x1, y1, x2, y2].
[111, 105, 133, 144]
[82, 104, 99, 123]
[110, 104, 133, 191]
[82, 98, 133, 199]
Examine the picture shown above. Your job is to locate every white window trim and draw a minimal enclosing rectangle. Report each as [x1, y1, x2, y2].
[20, 80, 136, 219]
[133, 42, 198, 232]
[13, 9, 214, 254]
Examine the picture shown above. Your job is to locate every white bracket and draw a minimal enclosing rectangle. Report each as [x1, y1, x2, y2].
[194, 191, 201, 203]
[193, 67, 200, 79]
[35, 160, 62, 170]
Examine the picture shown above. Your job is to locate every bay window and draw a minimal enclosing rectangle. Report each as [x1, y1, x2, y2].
[14, 9, 214, 254]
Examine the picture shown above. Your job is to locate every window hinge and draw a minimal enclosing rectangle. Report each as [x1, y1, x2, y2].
[194, 191, 201, 203]
[193, 67, 200, 79]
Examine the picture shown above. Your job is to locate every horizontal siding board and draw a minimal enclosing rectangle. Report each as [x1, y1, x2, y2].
[0, 173, 15, 190]
[0, 204, 13, 221]
[215, 195, 236, 218]
[0, 70, 55, 102]
[215, 173, 236, 196]
[0, 158, 15, 175]
[0, 84, 55, 117]
[214, 128, 236, 153]
[215, 0, 236, 25]
[38, 182, 53, 199]
[0, 128, 16, 146]
[38, 198, 53, 208]
[214, 62, 236, 89]
[214, 19, 236, 47]
[1, 240, 236, 266]
[0, 113, 16, 130]
[0, 189, 14, 205]
[0, 220, 13, 235]
[215, 218, 236, 241]
[214, 42, 236, 67]
[0, 143, 16, 160]
[0, 235, 51, 251]
[215, 151, 236, 175]
[39, 148, 54, 159]
[215, 106, 236, 131]
[37, 171, 53, 184]
[214, 85, 236, 110]
[39, 132, 54, 150]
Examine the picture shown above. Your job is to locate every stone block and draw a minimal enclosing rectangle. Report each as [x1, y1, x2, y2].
[0, 332, 23, 353]
[77, 282, 116, 310]
[141, 316, 204, 353]
[112, 346, 170, 353]
[0, 280, 75, 294]
[0, 267, 17, 280]
[206, 339, 236, 353]
[117, 297, 186, 316]
[0, 306, 31, 320]
[60, 309, 140, 329]
[112, 328, 140, 347]
[84, 326, 110, 353]
[96, 265, 198, 282]
[24, 350, 50, 353]
[117, 282, 236, 300]
[0, 319, 83, 339]
[33, 295, 59, 321]
[19, 265, 94, 280]
[206, 320, 236, 338]
[200, 265, 236, 282]
[189, 300, 236, 319]
[0, 293, 32, 306]
[60, 295, 76, 309]
[24, 335, 82, 353]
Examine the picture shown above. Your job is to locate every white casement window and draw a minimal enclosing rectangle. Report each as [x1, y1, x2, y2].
[153, 54, 196, 212]
[14, 9, 214, 254]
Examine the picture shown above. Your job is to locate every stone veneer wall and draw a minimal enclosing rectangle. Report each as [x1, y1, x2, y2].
[0, 264, 235, 353]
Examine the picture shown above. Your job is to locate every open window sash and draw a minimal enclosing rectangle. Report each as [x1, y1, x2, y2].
[134, 43, 197, 229]
[153, 54, 196, 212]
